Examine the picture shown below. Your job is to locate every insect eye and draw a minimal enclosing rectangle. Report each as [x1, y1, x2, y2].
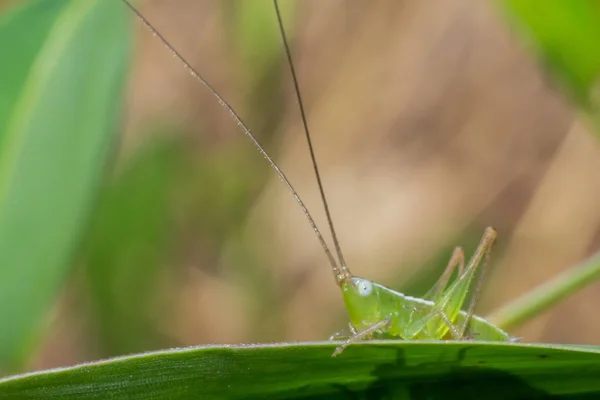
[355, 279, 373, 297]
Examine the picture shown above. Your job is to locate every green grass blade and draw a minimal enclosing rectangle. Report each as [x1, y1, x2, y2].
[0, 0, 131, 370]
[1, 342, 600, 399]
[498, 0, 600, 131]
[487, 248, 600, 331]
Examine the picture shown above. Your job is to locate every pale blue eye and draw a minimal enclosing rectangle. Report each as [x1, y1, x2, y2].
[355, 279, 373, 296]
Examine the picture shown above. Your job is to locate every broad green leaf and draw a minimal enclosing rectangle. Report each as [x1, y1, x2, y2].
[84, 136, 183, 358]
[1, 342, 600, 399]
[0, 0, 131, 370]
[499, 0, 600, 129]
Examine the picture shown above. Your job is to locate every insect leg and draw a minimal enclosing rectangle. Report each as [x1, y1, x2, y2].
[454, 227, 497, 338]
[328, 323, 358, 341]
[434, 310, 462, 339]
[332, 319, 390, 357]
[411, 227, 496, 339]
[423, 247, 465, 302]
[401, 307, 461, 339]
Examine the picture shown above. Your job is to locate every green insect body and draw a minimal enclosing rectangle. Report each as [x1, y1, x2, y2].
[342, 280, 511, 341]
[341, 281, 509, 341]
[332, 227, 512, 355]
[123, 0, 513, 358]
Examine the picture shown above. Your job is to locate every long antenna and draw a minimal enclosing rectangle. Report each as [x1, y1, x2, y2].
[272, 1, 351, 282]
[121, 0, 352, 284]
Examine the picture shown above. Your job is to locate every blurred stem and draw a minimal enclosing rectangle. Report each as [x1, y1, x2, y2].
[486, 249, 600, 331]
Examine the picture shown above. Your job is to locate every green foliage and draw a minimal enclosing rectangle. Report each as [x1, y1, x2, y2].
[84, 136, 183, 357]
[1, 342, 600, 399]
[0, 0, 131, 370]
[2, 0, 600, 397]
[500, 0, 600, 129]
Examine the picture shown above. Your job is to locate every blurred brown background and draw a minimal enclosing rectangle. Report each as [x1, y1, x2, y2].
[31, 0, 600, 371]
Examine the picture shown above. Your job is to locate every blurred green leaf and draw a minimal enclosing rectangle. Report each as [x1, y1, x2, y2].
[228, 0, 296, 142]
[0, 0, 131, 370]
[85, 136, 183, 358]
[1, 342, 600, 399]
[499, 0, 600, 127]
[233, 0, 283, 73]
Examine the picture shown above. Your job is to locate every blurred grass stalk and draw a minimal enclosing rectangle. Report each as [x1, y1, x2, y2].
[488, 248, 600, 331]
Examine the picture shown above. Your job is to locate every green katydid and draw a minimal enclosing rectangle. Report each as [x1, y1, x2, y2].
[122, 0, 514, 357]
[329, 226, 512, 356]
